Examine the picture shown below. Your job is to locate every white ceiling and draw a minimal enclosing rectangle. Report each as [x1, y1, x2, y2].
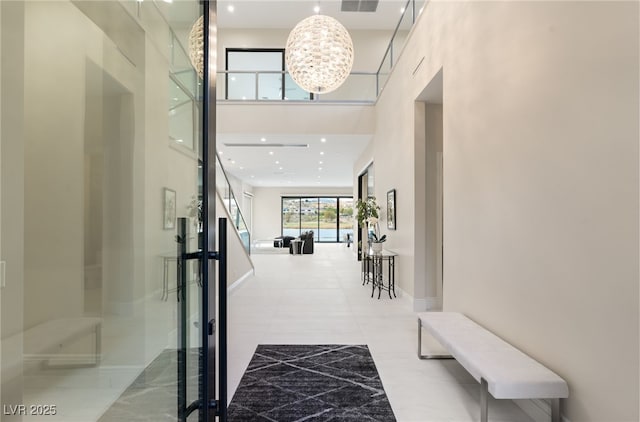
[217, 0, 410, 30]
[160, 0, 406, 188]
[162, 0, 409, 30]
[216, 133, 372, 188]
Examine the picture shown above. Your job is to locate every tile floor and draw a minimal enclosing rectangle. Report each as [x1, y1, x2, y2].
[228, 244, 535, 422]
[17, 243, 536, 422]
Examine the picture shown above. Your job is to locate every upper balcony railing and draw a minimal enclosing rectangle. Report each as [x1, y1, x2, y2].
[216, 70, 377, 103]
[216, 0, 426, 103]
[377, 0, 425, 93]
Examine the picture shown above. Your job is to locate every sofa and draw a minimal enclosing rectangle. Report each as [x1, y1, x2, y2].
[289, 231, 314, 254]
[274, 236, 295, 248]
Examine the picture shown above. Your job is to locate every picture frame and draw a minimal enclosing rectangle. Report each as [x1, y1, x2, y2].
[387, 189, 396, 230]
[163, 188, 176, 230]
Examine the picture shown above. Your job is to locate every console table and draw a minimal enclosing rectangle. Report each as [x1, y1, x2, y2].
[362, 249, 397, 299]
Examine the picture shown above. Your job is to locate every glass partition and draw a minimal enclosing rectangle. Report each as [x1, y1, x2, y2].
[217, 71, 377, 102]
[0, 1, 206, 420]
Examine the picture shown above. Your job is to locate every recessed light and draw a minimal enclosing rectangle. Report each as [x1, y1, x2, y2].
[321, 138, 326, 143]
[251, 175, 255, 178]
[260, 137, 266, 142]
[173, 97, 179, 101]
[275, 160, 280, 164]
[230, 76, 236, 82]
[241, 96, 247, 100]
[279, 167, 283, 170]
[318, 167, 323, 171]
[239, 166, 244, 170]
[227, 4, 234, 12]
[320, 151, 324, 155]
[218, 150, 223, 154]
[269, 151, 274, 155]
[230, 160, 236, 164]
[400, 7, 405, 13]
[176, 139, 183, 143]
[313, 5, 320, 13]
[319, 161, 323, 164]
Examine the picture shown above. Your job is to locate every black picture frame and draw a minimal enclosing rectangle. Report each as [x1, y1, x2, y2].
[387, 189, 396, 230]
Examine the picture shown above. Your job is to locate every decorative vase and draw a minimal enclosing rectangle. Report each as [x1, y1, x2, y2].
[371, 242, 383, 253]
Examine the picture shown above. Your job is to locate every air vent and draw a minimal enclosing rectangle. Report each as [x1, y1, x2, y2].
[341, 0, 378, 12]
[223, 143, 309, 148]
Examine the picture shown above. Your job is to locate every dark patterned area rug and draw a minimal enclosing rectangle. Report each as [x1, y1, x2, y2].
[229, 344, 396, 421]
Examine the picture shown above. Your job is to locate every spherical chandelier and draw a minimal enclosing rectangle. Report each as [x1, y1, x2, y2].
[285, 15, 354, 94]
[188, 15, 205, 79]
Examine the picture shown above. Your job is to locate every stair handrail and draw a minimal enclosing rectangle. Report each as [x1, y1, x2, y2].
[215, 153, 251, 254]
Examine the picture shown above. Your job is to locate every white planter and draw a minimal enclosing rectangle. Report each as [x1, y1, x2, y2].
[371, 242, 383, 253]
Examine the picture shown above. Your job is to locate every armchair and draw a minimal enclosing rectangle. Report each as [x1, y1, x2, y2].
[289, 231, 314, 254]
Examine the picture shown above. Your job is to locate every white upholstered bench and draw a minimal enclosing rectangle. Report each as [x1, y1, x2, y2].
[4, 317, 102, 372]
[417, 312, 568, 422]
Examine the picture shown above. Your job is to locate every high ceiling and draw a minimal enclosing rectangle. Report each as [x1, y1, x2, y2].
[217, 0, 410, 30]
[161, 0, 409, 188]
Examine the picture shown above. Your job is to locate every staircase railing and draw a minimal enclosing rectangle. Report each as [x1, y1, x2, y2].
[215, 154, 251, 254]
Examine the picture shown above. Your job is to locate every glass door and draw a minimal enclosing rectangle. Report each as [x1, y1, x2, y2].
[0, 1, 221, 421]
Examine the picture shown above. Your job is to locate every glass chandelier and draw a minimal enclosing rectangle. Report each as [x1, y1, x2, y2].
[188, 16, 205, 79]
[285, 15, 354, 94]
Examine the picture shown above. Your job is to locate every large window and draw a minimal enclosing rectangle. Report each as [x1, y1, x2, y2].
[225, 48, 311, 100]
[282, 196, 354, 242]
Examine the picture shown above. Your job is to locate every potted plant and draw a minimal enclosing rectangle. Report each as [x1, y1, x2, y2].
[367, 216, 386, 253]
[355, 197, 386, 253]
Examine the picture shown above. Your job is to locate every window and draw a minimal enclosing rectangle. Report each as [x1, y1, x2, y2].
[281, 196, 354, 242]
[225, 48, 311, 100]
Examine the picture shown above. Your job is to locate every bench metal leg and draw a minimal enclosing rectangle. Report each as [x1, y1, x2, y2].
[417, 319, 454, 360]
[551, 398, 561, 422]
[480, 378, 489, 422]
[94, 323, 102, 365]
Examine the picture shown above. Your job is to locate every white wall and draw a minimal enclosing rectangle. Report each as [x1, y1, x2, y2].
[252, 186, 352, 240]
[363, 1, 639, 421]
[218, 28, 394, 73]
[0, 0, 25, 406]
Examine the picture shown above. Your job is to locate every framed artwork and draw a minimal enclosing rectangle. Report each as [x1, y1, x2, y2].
[163, 188, 176, 230]
[387, 189, 396, 230]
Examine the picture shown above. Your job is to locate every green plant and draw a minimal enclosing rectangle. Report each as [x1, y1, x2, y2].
[355, 197, 380, 227]
[371, 233, 387, 243]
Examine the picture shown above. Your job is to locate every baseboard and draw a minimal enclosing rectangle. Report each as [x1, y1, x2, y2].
[228, 269, 254, 292]
[514, 399, 570, 422]
[413, 296, 441, 312]
[393, 288, 441, 312]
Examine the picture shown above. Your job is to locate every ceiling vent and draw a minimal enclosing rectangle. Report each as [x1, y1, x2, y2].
[341, 0, 379, 12]
[223, 143, 309, 148]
